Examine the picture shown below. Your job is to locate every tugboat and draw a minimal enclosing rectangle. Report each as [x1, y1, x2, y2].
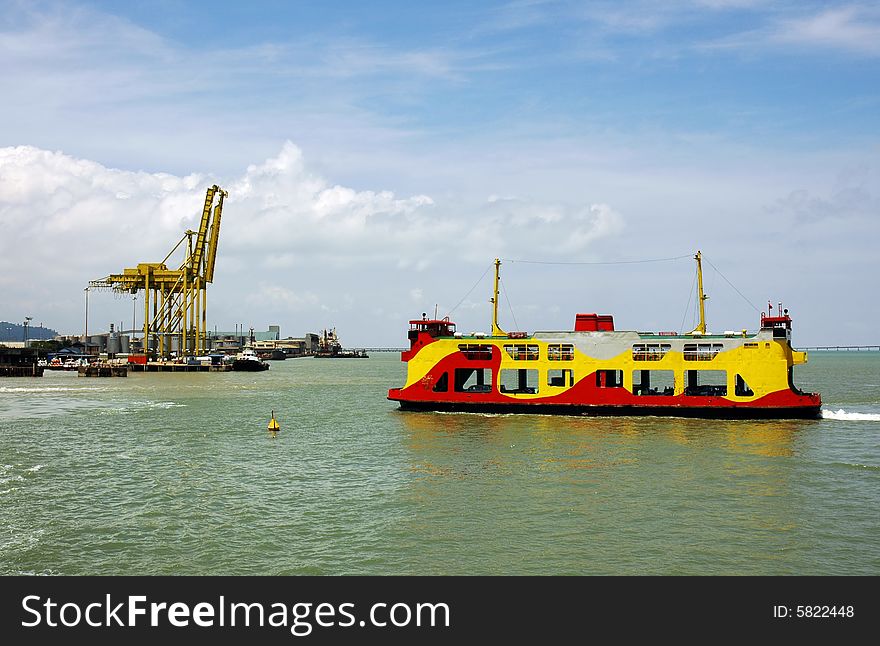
[388, 253, 821, 419]
[313, 328, 368, 358]
[232, 347, 269, 371]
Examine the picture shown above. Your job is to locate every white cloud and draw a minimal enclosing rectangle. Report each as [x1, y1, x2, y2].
[768, 183, 878, 224]
[774, 6, 880, 56]
[244, 284, 321, 311]
[0, 145, 205, 263]
[467, 196, 625, 260]
[698, 4, 880, 57]
[2, 3, 878, 346]
[0, 142, 625, 341]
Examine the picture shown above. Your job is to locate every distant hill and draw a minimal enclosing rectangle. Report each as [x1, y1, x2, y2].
[0, 321, 58, 342]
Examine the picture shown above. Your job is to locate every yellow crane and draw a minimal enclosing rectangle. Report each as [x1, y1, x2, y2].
[89, 185, 227, 360]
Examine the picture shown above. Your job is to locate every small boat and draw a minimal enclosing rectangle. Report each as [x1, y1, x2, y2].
[313, 327, 369, 358]
[45, 357, 90, 371]
[388, 254, 821, 419]
[268, 410, 280, 432]
[232, 348, 269, 371]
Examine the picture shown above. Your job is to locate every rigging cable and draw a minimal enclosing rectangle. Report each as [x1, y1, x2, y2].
[499, 277, 520, 331]
[445, 264, 492, 319]
[502, 254, 693, 265]
[679, 266, 697, 335]
[702, 255, 761, 313]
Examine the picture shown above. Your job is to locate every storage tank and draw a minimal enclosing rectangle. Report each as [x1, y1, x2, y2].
[107, 323, 120, 355]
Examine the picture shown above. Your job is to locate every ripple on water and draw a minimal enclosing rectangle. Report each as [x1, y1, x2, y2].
[1, 353, 878, 575]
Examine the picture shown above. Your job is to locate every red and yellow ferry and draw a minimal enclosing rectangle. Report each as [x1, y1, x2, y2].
[388, 254, 821, 418]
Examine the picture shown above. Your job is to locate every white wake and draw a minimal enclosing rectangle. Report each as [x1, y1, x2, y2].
[821, 409, 880, 421]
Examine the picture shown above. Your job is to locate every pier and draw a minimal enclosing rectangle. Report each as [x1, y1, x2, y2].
[0, 347, 45, 377]
[75, 361, 235, 376]
[0, 364, 44, 377]
[129, 362, 233, 373]
[78, 364, 128, 377]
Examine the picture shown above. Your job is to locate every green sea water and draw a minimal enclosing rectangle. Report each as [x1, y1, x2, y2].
[1, 352, 878, 575]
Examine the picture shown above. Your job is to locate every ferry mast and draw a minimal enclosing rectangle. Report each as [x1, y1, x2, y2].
[691, 250, 709, 334]
[490, 257, 505, 336]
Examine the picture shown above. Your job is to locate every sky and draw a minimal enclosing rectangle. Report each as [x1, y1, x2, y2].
[1, 0, 878, 346]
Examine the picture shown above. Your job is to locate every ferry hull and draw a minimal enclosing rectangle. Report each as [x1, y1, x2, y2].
[394, 399, 822, 419]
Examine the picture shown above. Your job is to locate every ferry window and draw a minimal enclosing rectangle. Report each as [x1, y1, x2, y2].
[684, 370, 727, 396]
[409, 320, 455, 338]
[596, 370, 624, 388]
[683, 343, 723, 361]
[499, 369, 539, 394]
[432, 372, 449, 393]
[458, 344, 493, 360]
[632, 370, 674, 396]
[743, 342, 758, 349]
[504, 344, 539, 360]
[632, 343, 671, 361]
[734, 374, 754, 397]
[547, 344, 574, 361]
[454, 368, 492, 393]
[547, 369, 573, 387]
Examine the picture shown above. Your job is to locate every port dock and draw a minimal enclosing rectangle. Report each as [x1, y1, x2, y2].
[129, 362, 232, 372]
[78, 364, 129, 377]
[0, 348, 45, 377]
[76, 361, 233, 376]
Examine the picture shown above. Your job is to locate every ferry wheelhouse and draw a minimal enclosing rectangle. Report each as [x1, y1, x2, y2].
[388, 254, 821, 419]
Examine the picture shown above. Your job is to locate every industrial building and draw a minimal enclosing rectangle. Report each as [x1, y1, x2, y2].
[37, 326, 319, 359]
[252, 333, 320, 357]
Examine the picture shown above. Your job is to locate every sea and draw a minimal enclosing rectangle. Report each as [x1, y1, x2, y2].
[1, 351, 878, 576]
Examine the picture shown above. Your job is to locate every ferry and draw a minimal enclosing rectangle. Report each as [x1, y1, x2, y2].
[388, 254, 821, 419]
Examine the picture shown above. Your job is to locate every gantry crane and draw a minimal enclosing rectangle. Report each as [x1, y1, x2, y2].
[89, 185, 227, 359]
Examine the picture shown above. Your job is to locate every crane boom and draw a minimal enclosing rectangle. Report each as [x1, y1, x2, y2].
[203, 188, 226, 283]
[189, 185, 218, 275]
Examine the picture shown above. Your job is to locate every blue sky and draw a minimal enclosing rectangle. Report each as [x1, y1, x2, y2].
[7, 0, 879, 174]
[1, 0, 879, 345]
